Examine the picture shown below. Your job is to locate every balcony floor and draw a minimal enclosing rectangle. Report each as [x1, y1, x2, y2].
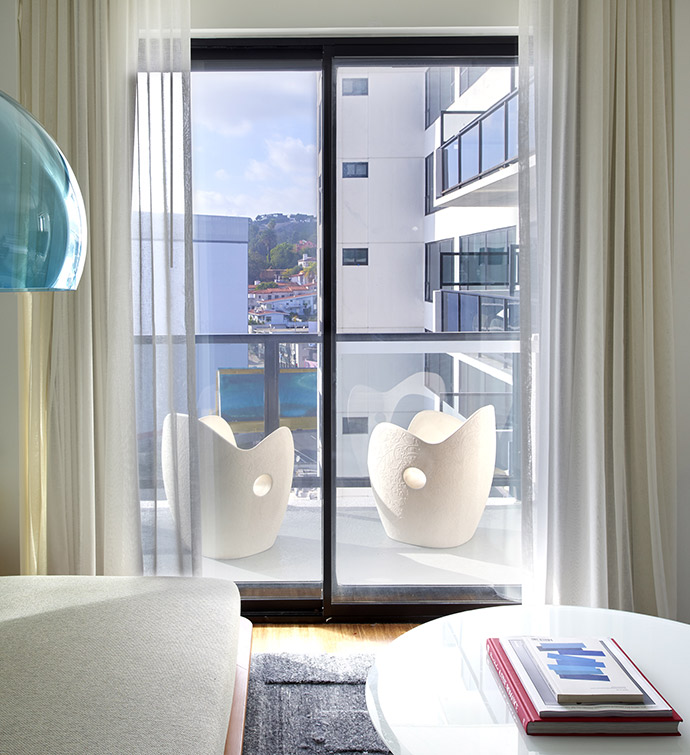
[200, 489, 523, 591]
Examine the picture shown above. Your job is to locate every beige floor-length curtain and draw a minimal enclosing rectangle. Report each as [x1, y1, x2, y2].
[520, 0, 676, 617]
[18, 0, 143, 575]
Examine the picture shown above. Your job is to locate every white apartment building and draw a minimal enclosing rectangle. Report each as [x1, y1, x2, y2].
[334, 64, 519, 481]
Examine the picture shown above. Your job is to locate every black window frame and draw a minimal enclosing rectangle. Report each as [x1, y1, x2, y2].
[191, 35, 518, 624]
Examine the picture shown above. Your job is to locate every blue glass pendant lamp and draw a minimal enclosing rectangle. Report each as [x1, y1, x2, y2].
[0, 91, 86, 291]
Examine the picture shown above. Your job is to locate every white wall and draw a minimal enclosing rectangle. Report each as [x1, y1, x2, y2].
[674, 0, 690, 622]
[337, 67, 426, 333]
[0, 0, 19, 575]
[191, 0, 518, 35]
[193, 215, 249, 334]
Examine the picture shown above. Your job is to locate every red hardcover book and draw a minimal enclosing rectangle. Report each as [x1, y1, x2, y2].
[486, 637, 682, 736]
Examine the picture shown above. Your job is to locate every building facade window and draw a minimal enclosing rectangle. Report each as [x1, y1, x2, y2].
[424, 153, 435, 214]
[458, 66, 488, 97]
[458, 226, 517, 289]
[424, 238, 454, 301]
[342, 77, 368, 95]
[424, 352, 454, 402]
[342, 247, 369, 266]
[342, 416, 368, 434]
[342, 161, 368, 178]
[425, 67, 454, 128]
[424, 227, 517, 303]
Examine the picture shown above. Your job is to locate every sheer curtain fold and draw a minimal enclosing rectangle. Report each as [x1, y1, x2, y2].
[133, 0, 200, 575]
[521, 0, 676, 617]
[18, 0, 194, 576]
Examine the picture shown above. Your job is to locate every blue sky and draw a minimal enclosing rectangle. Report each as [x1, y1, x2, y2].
[191, 71, 319, 220]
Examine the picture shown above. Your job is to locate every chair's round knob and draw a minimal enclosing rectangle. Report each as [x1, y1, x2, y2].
[403, 467, 427, 490]
[253, 474, 273, 497]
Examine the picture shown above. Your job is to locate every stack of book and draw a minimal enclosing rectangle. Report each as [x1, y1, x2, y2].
[486, 636, 682, 735]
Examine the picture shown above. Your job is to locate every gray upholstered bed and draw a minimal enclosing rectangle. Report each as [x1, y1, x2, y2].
[0, 576, 251, 755]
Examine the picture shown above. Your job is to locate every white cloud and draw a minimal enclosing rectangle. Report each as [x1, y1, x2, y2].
[194, 180, 317, 220]
[244, 158, 272, 183]
[192, 71, 317, 138]
[245, 136, 316, 182]
[208, 118, 252, 139]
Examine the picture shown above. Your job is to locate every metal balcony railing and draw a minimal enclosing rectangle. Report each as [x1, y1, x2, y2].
[440, 89, 518, 193]
[437, 289, 520, 334]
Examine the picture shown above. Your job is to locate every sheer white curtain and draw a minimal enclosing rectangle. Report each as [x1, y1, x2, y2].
[18, 0, 195, 577]
[520, 0, 676, 617]
[132, 0, 200, 575]
[18, 0, 142, 575]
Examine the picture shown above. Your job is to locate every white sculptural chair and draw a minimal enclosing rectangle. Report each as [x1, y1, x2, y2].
[367, 405, 496, 548]
[162, 413, 294, 559]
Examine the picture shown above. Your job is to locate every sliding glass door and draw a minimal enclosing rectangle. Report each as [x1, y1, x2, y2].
[154, 38, 521, 619]
[189, 63, 324, 607]
[332, 58, 521, 611]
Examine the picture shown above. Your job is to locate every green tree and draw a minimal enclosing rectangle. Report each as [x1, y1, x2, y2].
[269, 241, 299, 270]
[250, 218, 277, 260]
[248, 248, 267, 283]
[302, 261, 317, 283]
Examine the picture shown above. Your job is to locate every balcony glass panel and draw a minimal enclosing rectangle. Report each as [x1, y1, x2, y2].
[277, 349, 319, 481]
[485, 253, 509, 285]
[440, 89, 518, 194]
[441, 253, 458, 286]
[480, 296, 507, 331]
[481, 104, 506, 173]
[460, 293, 480, 331]
[507, 300, 520, 331]
[460, 254, 481, 285]
[443, 290, 460, 331]
[460, 124, 480, 183]
[486, 228, 507, 252]
[463, 232, 483, 256]
[442, 138, 459, 191]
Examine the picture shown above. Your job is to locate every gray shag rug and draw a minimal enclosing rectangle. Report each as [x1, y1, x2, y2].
[241, 653, 392, 755]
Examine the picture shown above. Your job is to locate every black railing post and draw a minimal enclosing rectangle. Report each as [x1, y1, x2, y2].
[264, 338, 280, 434]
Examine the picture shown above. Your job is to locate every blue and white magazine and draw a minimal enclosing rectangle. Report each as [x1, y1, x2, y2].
[501, 637, 672, 717]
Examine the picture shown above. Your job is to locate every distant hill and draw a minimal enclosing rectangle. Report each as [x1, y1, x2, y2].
[249, 213, 317, 248]
[247, 213, 317, 283]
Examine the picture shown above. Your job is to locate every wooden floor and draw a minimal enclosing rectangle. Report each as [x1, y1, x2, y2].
[250, 623, 418, 654]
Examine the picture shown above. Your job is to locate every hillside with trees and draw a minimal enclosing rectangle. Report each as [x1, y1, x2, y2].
[247, 213, 317, 283]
